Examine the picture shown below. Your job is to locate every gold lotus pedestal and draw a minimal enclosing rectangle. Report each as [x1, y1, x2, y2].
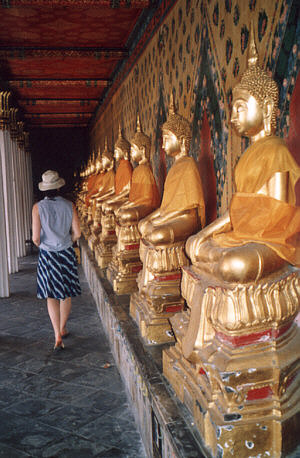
[163, 265, 300, 458]
[88, 205, 102, 252]
[88, 221, 101, 253]
[81, 216, 91, 241]
[95, 211, 117, 268]
[130, 240, 188, 345]
[106, 222, 142, 295]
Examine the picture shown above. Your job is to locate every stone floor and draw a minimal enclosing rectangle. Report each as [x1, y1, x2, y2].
[0, 252, 146, 457]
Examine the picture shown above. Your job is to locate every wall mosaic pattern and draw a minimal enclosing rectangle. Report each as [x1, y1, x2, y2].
[91, 0, 299, 215]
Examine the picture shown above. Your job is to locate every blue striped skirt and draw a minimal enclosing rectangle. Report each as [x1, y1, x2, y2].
[37, 247, 81, 299]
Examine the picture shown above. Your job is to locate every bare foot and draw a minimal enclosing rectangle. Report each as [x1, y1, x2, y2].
[53, 340, 64, 350]
[61, 329, 70, 338]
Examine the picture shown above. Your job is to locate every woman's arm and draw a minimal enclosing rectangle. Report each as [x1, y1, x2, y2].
[32, 203, 41, 247]
[71, 203, 81, 242]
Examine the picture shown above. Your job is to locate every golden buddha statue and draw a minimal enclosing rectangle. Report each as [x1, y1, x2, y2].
[107, 114, 160, 294]
[84, 150, 103, 239]
[163, 24, 300, 458]
[80, 155, 97, 239]
[95, 126, 133, 268]
[186, 60, 300, 283]
[76, 165, 89, 220]
[130, 95, 205, 345]
[88, 139, 115, 251]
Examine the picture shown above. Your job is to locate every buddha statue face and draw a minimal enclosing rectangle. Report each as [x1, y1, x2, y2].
[114, 126, 130, 162]
[231, 89, 264, 138]
[114, 146, 124, 163]
[102, 154, 113, 171]
[90, 163, 95, 174]
[230, 23, 278, 140]
[95, 157, 102, 173]
[130, 143, 144, 164]
[162, 129, 180, 157]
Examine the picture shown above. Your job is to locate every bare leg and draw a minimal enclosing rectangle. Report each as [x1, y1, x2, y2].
[60, 297, 72, 336]
[47, 298, 62, 347]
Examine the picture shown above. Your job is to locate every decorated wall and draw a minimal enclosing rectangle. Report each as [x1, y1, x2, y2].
[90, 0, 300, 221]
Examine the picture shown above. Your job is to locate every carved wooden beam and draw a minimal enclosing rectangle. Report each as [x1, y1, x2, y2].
[19, 99, 98, 106]
[0, 47, 128, 59]
[7, 79, 110, 88]
[1, 0, 156, 7]
[25, 112, 92, 119]
[29, 124, 88, 128]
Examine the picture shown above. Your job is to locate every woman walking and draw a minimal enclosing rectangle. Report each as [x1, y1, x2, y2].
[32, 170, 81, 350]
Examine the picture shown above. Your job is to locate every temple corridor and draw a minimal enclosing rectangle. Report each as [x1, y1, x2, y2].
[1, 0, 300, 456]
[0, 251, 146, 457]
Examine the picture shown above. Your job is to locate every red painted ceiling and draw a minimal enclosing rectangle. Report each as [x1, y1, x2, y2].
[0, 0, 154, 128]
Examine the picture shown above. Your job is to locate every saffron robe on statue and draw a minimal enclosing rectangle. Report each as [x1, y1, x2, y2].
[214, 136, 300, 266]
[160, 156, 206, 228]
[128, 164, 160, 210]
[115, 159, 133, 195]
[89, 170, 114, 219]
[85, 173, 99, 206]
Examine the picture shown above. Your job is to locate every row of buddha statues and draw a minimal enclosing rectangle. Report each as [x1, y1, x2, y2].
[76, 26, 300, 458]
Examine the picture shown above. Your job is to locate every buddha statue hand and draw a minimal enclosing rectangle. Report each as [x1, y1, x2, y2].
[116, 205, 139, 226]
[102, 201, 117, 215]
[186, 212, 230, 264]
[141, 221, 175, 246]
[141, 208, 201, 247]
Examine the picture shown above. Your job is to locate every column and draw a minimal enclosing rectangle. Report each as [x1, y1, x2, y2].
[23, 132, 32, 241]
[0, 119, 9, 297]
[16, 121, 26, 257]
[0, 92, 18, 273]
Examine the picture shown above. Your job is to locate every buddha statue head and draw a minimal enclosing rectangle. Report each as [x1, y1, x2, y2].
[102, 137, 114, 171]
[162, 93, 192, 157]
[87, 156, 94, 176]
[114, 124, 130, 162]
[231, 23, 278, 140]
[95, 147, 103, 173]
[131, 114, 151, 164]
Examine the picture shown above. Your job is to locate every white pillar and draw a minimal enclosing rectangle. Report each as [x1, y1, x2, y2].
[9, 112, 27, 258]
[14, 136, 26, 257]
[0, 133, 9, 297]
[0, 93, 18, 273]
[25, 149, 33, 240]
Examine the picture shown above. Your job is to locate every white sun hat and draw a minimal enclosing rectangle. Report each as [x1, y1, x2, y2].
[38, 170, 65, 191]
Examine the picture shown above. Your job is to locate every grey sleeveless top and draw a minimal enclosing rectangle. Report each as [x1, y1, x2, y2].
[38, 196, 73, 251]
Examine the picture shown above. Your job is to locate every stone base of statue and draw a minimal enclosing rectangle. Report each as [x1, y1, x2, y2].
[95, 212, 117, 268]
[129, 241, 188, 345]
[163, 265, 300, 458]
[106, 223, 142, 295]
[81, 221, 91, 241]
[130, 289, 183, 345]
[88, 225, 101, 253]
[95, 239, 115, 269]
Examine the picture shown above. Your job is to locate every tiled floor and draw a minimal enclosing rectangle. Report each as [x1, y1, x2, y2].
[0, 253, 146, 457]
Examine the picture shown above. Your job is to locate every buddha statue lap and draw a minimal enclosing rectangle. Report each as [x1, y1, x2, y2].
[130, 95, 205, 345]
[83, 152, 102, 233]
[80, 157, 98, 238]
[106, 115, 160, 294]
[76, 168, 89, 220]
[88, 140, 115, 252]
[163, 25, 300, 457]
[95, 126, 133, 268]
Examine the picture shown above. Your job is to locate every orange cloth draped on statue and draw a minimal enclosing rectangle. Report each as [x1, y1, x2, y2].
[214, 136, 300, 265]
[129, 164, 160, 209]
[115, 159, 133, 195]
[160, 156, 205, 228]
[85, 174, 100, 206]
[97, 169, 115, 197]
[90, 169, 115, 219]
